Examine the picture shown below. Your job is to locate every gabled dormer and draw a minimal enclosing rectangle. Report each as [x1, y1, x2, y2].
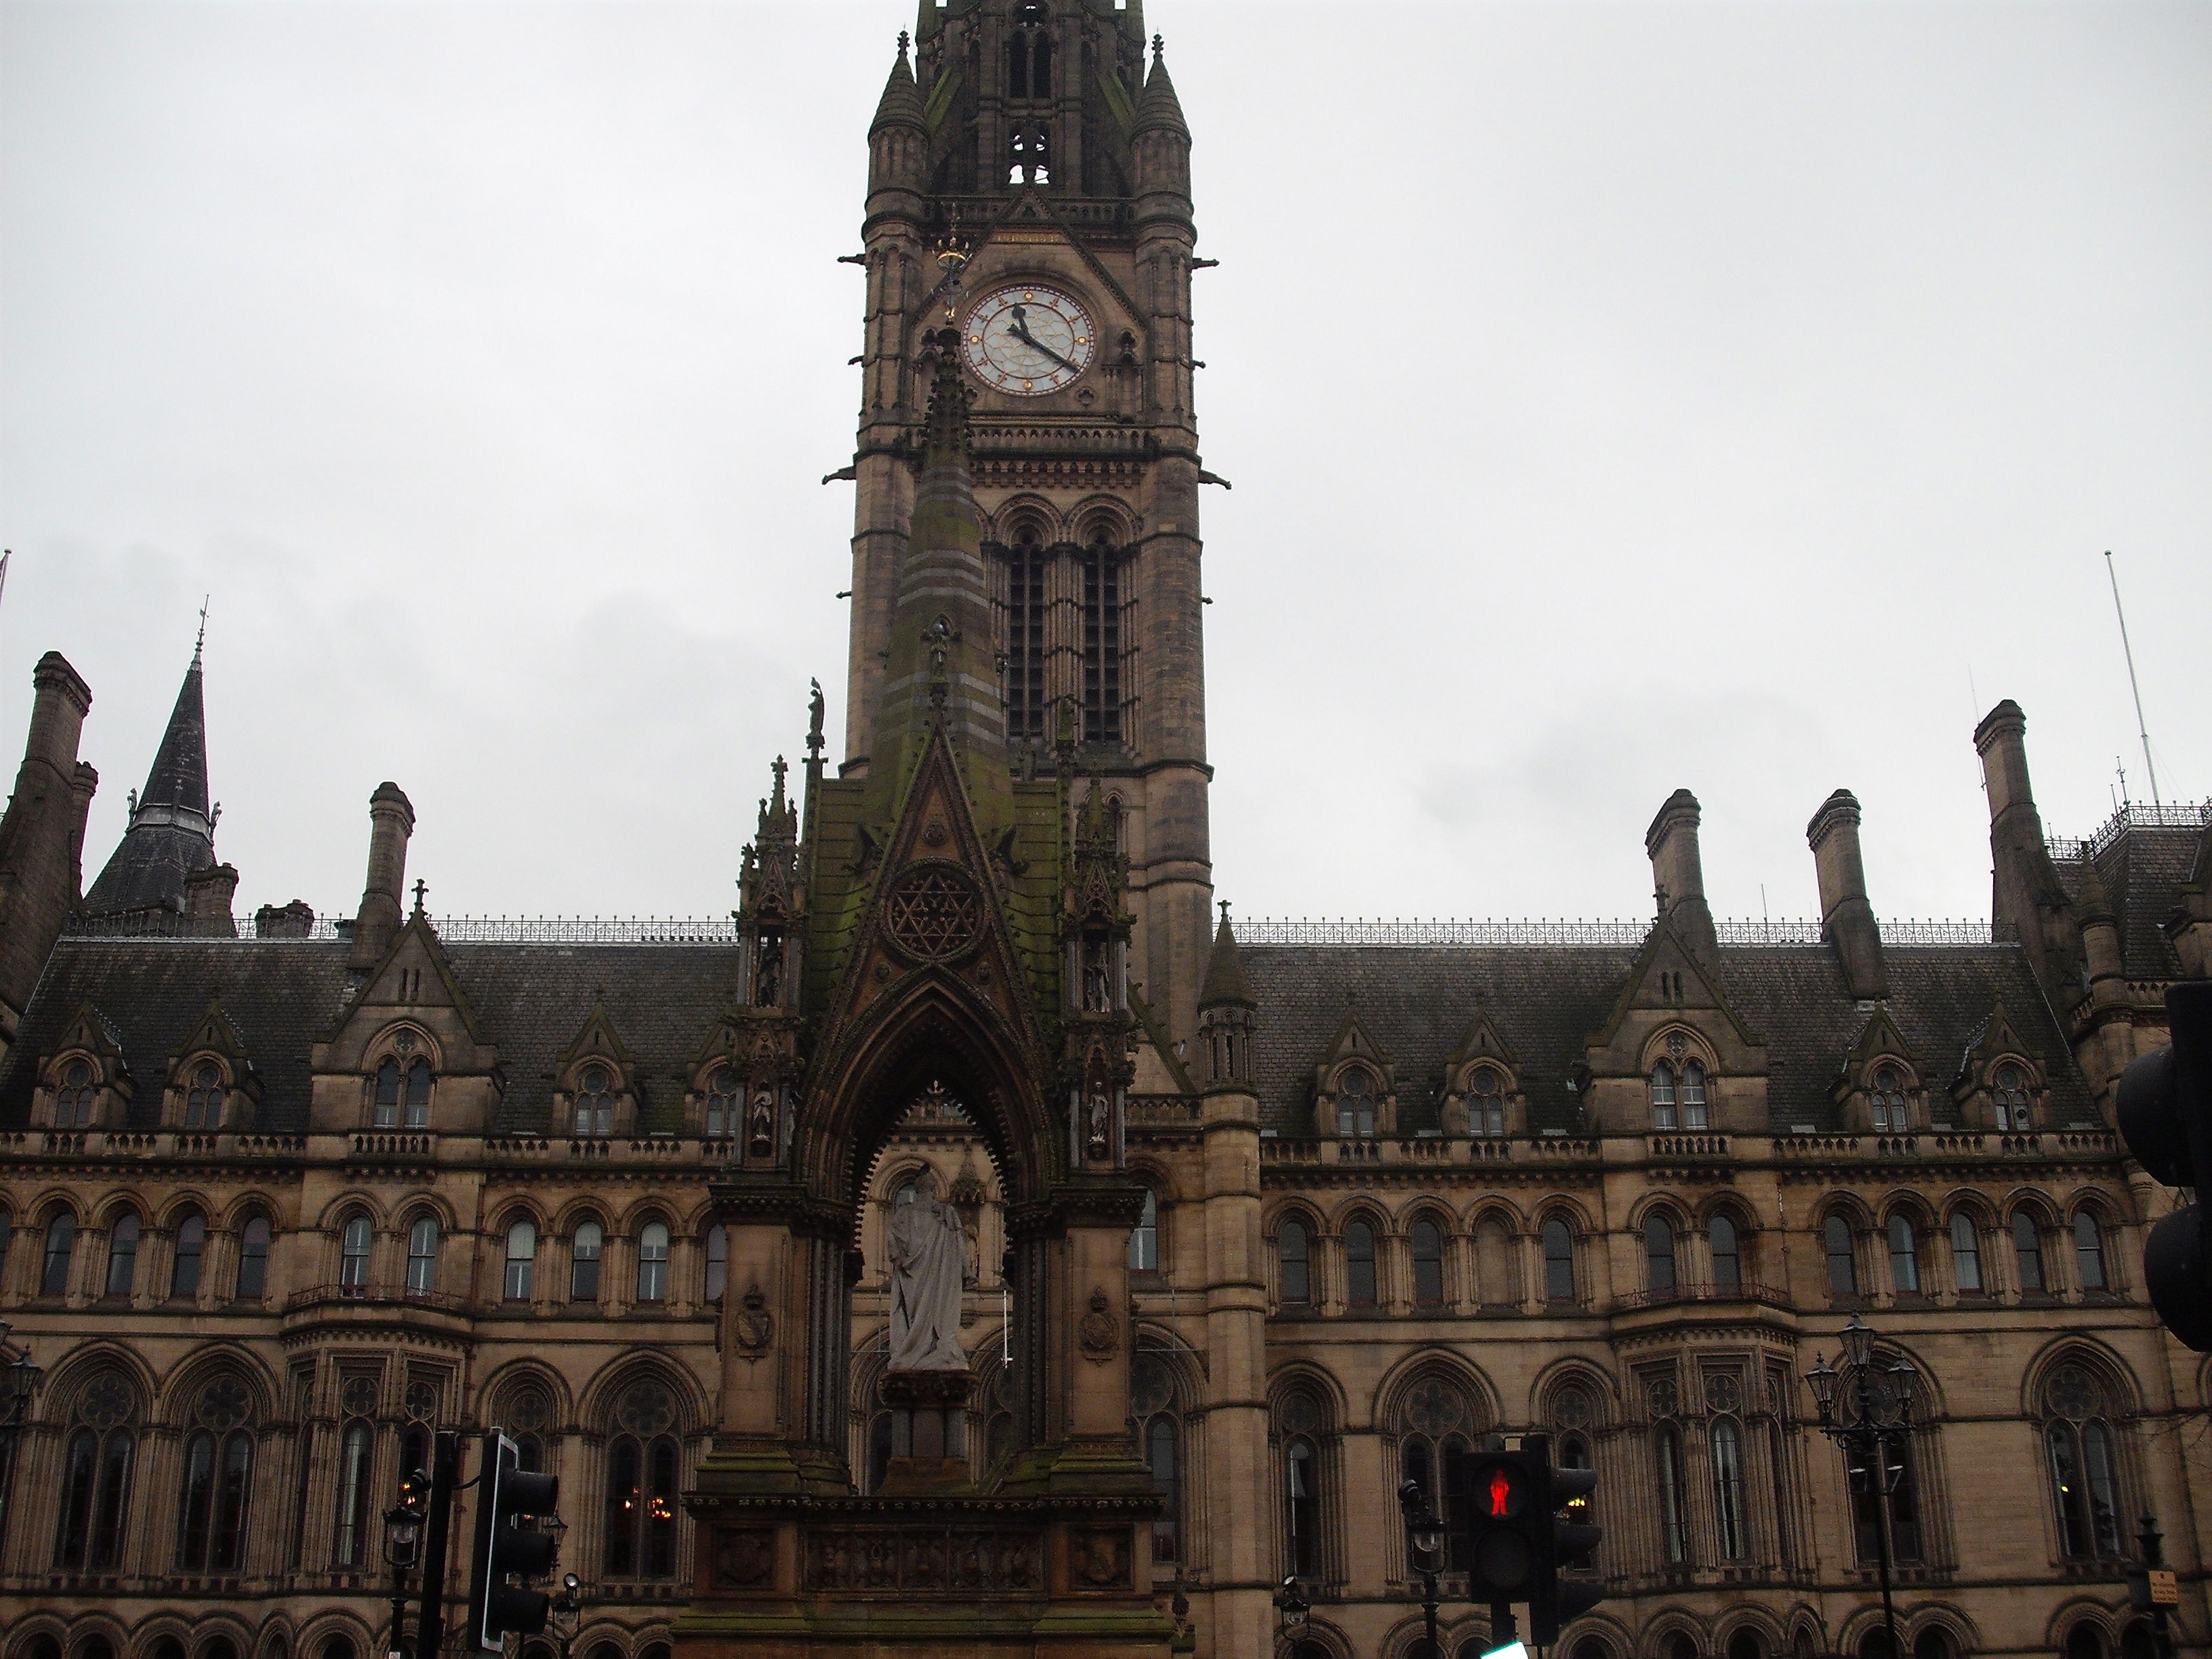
[1311, 1000, 1395, 1139]
[34, 1000, 131, 1131]
[1584, 915, 1767, 1136]
[1439, 1002, 1521, 1139]
[1830, 1007, 1923, 1135]
[312, 903, 499, 1136]
[552, 998, 640, 1141]
[1950, 1002, 2050, 1134]
[163, 1001, 264, 1132]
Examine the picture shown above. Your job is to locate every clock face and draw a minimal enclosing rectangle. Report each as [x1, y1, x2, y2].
[961, 285, 1094, 396]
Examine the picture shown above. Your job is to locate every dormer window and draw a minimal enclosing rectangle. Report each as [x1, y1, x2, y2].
[1650, 1059, 1708, 1129]
[56, 1058, 99, 1128]
[1869, 1065, 1909, 1132]
[576, 1065, 617, 1137]
[705, 1066, 740, 1140]
[1993, 1063, 2033, 1132]
[1468, 1068, 1506, 1137]
[1336, 1067, 1377, 1138]
[183, 1061, 225, 1130]
[373, 1057, 432, 1130]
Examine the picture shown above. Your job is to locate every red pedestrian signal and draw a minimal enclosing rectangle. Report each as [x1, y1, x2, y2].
[1457, 1452, 1540, 1597]
[1486, 1467, 1519, 1518]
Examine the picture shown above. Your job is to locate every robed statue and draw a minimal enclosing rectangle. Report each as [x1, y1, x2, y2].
[887, 1169, 969, 1371]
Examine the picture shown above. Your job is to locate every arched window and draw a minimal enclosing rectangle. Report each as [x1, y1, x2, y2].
[1410, 1218, 1444, 1308]
[1284, 1435, 1322, 1579]
[604, 1381, 681, 1580]
[1002, 529, 1049, 748]
[57, 1056, 99, 1127]
[1468, 1069, 1506, 1137]
[1080, 533, 1120, 743]
[1711, 1416, 1748, 1559]
[705, 1065, 740, 1140]
[1397, 1374, 1475, 1538]
[2064, 1629, 2105, 1659]
[333, 1418, 373, 1565]
[571, 1220, 603, 1301]
[405, 1217, 439, 1296]
[2013, 1212, 2046, 1293]
[1680, 1060, 1709, 1129]
[705, 1223, 729, 1303]
[105, 1212, 140, 1298]
[1845, 1373, 1925, 1564]
[1278, 1218, 1311, 1307]
[2043, 1364, 2123, 1558]
[2074, 1212, 2108, 1292]
[1889, 1214, 1923, 1295]
[55, 1370, 138, 1571]
[1710, 1214, 1742, 1296]
[171, 1210, 207, 1300]
[184, 1060, 225, 1130]
[1650, 1062, 1678, 1129]
[636, 1221, 670, 1302]
[1870, 1064, 1908, 1132]
[575, 1065, 616, 1137]
[176, 1380, 254, 1572]
[504, 1220, 536, 1302]
[1644, 1214, 1677, 1298]
[1654, 1423, 1689, 1563]
[1950, 1212, 1983, 1294]
[339, 1214, 372, 1293]
[1128, 1189, 1159, 1272]
[1344, 1221, 1377, 1309]
[373, 1059, 401, 1129]
[1134, 1354, 1181, 1561]
[230, 1213, 269, 1302]
[1336, 1067, 1377, 1139]
[42, 1211, 77, 1298]
[1542, 1218, 1576, 1304]
[1992, 1062, 2032, 1132]
[1824, 1214, 1858, 1296]
[1475, 1215, 1514, 1308]
[403, 1058, 430, 1128]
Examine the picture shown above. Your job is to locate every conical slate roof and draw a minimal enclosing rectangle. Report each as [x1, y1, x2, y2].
[1133, 39, 1189, 137]
[84, 647, 217, 916]
[870, 35, 926, 133]
[1198, 907, 1256, 1009]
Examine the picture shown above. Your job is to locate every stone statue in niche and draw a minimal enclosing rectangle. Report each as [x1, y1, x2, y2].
[888, 1168, 969, 1371]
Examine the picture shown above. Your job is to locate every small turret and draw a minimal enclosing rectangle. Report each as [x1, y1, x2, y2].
[1645, 788, 1719, 963]
[1131, 37, 1192, 220]
[1197, 903, 1257, 1089]
[348, 782, 415, 970]
[867, 33, 928, 209]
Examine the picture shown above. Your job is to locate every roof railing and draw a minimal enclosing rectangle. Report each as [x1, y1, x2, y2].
[2047, 799, 2212, 863]
[1235, 918, 2005, 947]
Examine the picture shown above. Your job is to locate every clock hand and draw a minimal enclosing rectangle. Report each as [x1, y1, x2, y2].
[1004, 316, 1080, 373]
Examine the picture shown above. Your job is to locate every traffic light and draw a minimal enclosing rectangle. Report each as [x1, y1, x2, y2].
[1456, 1448, 1543, 1601]
[466, 1431, 560, 1650]
[2117, 981, 2212, 1352]
[1523, 1435, 1604, 1645]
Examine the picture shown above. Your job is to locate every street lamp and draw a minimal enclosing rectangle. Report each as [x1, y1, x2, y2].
[548, 1571, 583, 1659]
[0, 1319, 43, 1550]
[1399, 1477, 1446, 1659]
[382, 1468, 428, 1659]
[1274, 1574, 1311, 1656]
[1807, 1318, 1917, 1659]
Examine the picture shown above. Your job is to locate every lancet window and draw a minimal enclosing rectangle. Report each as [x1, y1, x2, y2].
[1467, 1067, 1507, 1136]
[2043, 1364, 2124, 1559]
[175, 1376, 254, 1572]
[1080, 534, 1122, 745]
[1134, 1354, 1183, 1562]
[56, 1056, 101, 1127]
[184, 1060, 226, 1130]
[604, 1379, 681, 1580]
[55, 1370, 139, 1572]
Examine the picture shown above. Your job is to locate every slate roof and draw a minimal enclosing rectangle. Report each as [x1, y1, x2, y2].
[2052, 822, 2203, 981]
[1242, 940, 2089, 1137]
[0, 937, 741, 1137]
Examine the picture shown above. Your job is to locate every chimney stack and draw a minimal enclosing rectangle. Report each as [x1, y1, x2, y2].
[1645, 788, 1718, 961]
[1971, 699, 2081, 1000]
[184, 862, 240, 928]
[348, 782, 415, 970]
[0, 653, 96, 1047]
[1807, 789, 1887, 1000]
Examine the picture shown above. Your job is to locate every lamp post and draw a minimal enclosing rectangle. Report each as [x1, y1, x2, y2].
[382, 1468, 427, 1659]
[1807, 1315, 1916, 1659]
[548, 1571, 583, 1659]
[0, 1320, 44, 1551]
[1274, 1574, 1311, 1658]
[1399, 1477, 1446, 1659]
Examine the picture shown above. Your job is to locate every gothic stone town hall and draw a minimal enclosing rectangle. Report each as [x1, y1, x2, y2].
[0, 5, 2205, 1659]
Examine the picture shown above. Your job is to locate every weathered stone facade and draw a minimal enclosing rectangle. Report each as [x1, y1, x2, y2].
[0, 5, 2204, 1659]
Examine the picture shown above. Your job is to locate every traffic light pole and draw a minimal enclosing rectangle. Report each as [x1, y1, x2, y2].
[415, 1431, 462, 1659]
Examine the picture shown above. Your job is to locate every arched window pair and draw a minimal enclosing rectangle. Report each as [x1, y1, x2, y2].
[1397, 1375, 1477, 1551]
[56, 1370, 139, 1572]
[1004, 11, 1051, 100]
[605, 1379, 682, 1580]
[182, 1059, 227, 1130]
[575, 1065, 617, 1138]
[1992, 1062, 2034, 1132]
[165, 1208, 271, 1303]
[1133, 1354, 1183, 1561]
[1650, 1059, 1708, 1130]
[1868, 1064, 1910, 1132]
[176, 1376, 255, 1572]
[2043, 1364, 2124, 1559]
[1466, 1068, 1506, 1137]
[56, 1055, 102, 1126]
[372, 1057, 432, 1130]
[1335, 1067, 1378, 1139]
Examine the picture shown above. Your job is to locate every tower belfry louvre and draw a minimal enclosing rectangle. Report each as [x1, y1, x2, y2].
[0, 7, 2206, 1659]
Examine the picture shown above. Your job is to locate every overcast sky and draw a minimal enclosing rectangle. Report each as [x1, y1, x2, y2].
[3, 0, 2206, 929]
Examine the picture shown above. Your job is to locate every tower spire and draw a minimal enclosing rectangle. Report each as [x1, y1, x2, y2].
[83, 635, 218, 917]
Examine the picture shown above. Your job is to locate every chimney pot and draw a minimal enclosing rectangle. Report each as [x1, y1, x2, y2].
[1807, 788, 1887, 1000]
[349, 782, 415, 969]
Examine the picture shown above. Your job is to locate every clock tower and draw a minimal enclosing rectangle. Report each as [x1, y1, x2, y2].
[843, 0, 1214, 1050]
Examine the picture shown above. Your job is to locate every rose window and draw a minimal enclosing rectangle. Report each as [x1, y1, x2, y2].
[883, 863, 984, 962]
